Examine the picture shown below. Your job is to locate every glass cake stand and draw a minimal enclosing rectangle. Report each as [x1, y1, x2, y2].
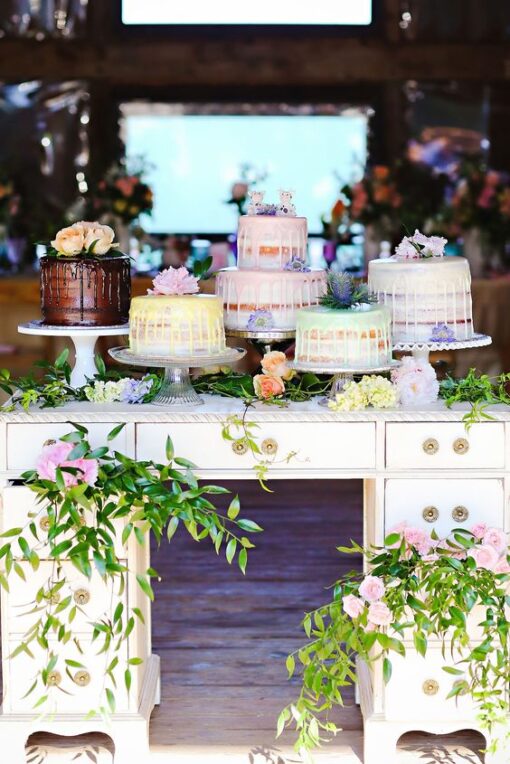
[18, 321, 130, 388]
[393, 333, 492, 365]
[226, 328, 296, 356]
[109, 346, 246, 406]
[290, 359, 401, 407]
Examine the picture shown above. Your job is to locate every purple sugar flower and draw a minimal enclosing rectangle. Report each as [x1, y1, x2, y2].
[247, 309, 275, 331]
[283, 256, 310, 272]
[430, 323, 456, 342]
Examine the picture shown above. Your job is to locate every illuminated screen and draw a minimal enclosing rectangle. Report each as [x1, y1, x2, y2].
[122, 0, 372, 26]
[121, 107, 368, 234]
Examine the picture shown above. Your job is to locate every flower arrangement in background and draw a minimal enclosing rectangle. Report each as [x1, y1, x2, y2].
[225, 163, 268, 216]
[49, 221, 118, 256]
[86, 159, 153, 225]
[279, 523, 510, 755]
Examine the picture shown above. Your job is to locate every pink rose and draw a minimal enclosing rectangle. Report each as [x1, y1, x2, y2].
[261, 351, 295, 382]
[482, 528, 508, 554]
[367, 601, 393, 627]
[342, 594, 365, 619]
[494, 556, 510, 574]
[359, 575, 385, 602]
[469, 544, 499, 571]
[253, 374, 285, 399]
[471, 523, 488, 540]
[148, 266, 199, 296]
[36, 441, 98, 487]
[404, 527, 433, 556]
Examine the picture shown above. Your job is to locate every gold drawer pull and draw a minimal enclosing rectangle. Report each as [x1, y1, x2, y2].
[73, 670, 91, 687]
[452, 505, 469, 523]
[47, 670, 62, 687]
[261, 438, 278, 456]
[39, 516, 51, 532]
[453, 438, 469, 455]
[422, 679, 439, 696]
[232, 440, 248, 456]
[422, 438, 439, 455]
[422, 506, 439, 523]
[74, 588, 90, 606]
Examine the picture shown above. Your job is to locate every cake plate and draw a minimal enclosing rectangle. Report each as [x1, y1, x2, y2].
[393, 333, 492, 364]
[109, 346, 246, 406]
[18, 321, 130, 388]
[226, 328, 295, 356]
[290, 359, 401, 407]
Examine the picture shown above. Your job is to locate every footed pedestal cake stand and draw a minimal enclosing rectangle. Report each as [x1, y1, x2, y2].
[18, 321, 130, 388]
[290, 359, 401, 407]
[393, 333, 492, 365]
[226, 328, 295, 356]
[109, 346, 246, 406]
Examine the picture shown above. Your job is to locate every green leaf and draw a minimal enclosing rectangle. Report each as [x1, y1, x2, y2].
[165, 436, 174, 462]
[238, 547, 248, 575]
[55, 467, 65, 491]
[0, 527, 22, 538]
[383, 657, 392, 683]
[236, 519, 263, 533]
[227, 495, 240, 520]
[124, 669, 132, 693]
[67, 442, 88, 460]
[95, 354, 106, 376]
[107, 423, 126, 442]
[225, 538, 237, 564]
[136, 574, 154, 601]
[166, 517, 179, 541]
[55, 348, 70, 368]
[286, 654, 295, 677]
[106, 688, 116, 713]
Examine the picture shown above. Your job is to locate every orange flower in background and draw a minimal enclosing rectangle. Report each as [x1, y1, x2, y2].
[373, 185, 392, 203]
[500, 188, 510, 217]
[372, 165, 390, 180]
[331, 199, 345, 219]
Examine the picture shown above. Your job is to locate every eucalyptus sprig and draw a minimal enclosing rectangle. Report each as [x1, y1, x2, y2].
[0, 349, 75, 412]
[439, 368, 510, 429]
[2, 423, 262, 715]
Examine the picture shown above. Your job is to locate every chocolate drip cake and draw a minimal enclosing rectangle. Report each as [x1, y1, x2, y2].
[40, 256, 131, 327]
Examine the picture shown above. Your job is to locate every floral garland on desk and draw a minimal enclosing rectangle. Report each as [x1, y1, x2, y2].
[1, 423, 261, 715]
[279, 523, 510, 759]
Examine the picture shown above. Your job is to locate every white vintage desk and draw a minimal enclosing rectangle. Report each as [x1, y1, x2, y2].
[1, 397, 509, 763]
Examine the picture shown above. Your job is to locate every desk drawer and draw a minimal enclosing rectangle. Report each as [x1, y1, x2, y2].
[136, 422, 376, 471]
[385, 423, 505, 470]
[385, 479, 504, 538]
[5, 422, 131, 472]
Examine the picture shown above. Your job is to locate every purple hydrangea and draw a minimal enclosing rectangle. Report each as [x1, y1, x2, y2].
[283, 256, 310, 272]
[120, 376, 154, 404]
[430, 323, 456, 342]
[247, 309, 275, 331]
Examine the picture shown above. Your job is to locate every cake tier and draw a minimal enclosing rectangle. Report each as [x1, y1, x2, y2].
[215, 267, 326, 331]
[237, 215, 308, 270]
[368, 257, 474, 343]
[295, 304, 392, 368]
[129, 294, 226, 357]
[40, 256, 131, 327]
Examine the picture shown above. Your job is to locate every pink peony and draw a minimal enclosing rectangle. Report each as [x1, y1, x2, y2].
[471, 523, 488, 540]
[261, 351, 295, 381]
[404, 527, 433, 556]
[36, 441, 98, 487]
[148, 267, 199, 296]
[253, 374, 285, 399]
[342, 594, 365, 619]
[359, 575, 385, 602]
[469, 544, 499, 571]
[482, 527, 508, 554]
[391, 356, 439, 406]
[494, 556, 510, 574]
[367, 601, 393, 627]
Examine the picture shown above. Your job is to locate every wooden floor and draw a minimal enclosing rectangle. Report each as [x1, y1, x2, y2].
[26, 480, 485, 762]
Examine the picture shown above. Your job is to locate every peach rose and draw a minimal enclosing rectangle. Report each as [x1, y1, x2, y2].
[342, 594, 365, 619]
[359, 575, 385, 602]
[253, 374, 285, 399]
[77, 222, 116, 255]
[367, 601, 392, 627]
[51, 224, 85, 256]
[261, 351, 295, 382]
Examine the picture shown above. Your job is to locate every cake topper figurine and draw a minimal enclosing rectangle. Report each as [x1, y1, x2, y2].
[247, 190, 266, 215]
[276, 190, 296, 217]
[247, 189, 296, 216]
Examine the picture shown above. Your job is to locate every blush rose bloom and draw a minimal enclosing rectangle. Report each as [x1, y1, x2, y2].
[494, 556, 510, 574]
[253, 374, 285, 399]
[36, 441, 98, 487]
[342, 594, 365, 619]
[51, 225, 85, 256]
[367, 602, 393, 627]
[471, 523, 488, 540]
[77, 222, 116, 255]
[482, 527, 508, 554]
[359, 575, 385, 602]
[261, 351, 295, 382]
[404, 527, 433, 556]
[469, 544, 499, 571]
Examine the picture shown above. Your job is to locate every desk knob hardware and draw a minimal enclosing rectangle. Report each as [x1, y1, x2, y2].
[232, 440, 248, 456]
[453, 438, 469, 455]
[422, 506, 439, 523]
[452, 505, 469, 523]
[39, 516, 51, 532]
[422, 679, 439, 696]
[73, 670, 91, 687]
[422, 438, 439, 455]
[47, 671, 62, 687]
[261, 438, 278, 456]
[74, 589, 90, 606]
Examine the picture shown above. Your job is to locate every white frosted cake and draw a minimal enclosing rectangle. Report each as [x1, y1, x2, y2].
[217, 190, 326, 331]
[129, 267, 226, 357]
[368, 232, 474, 344]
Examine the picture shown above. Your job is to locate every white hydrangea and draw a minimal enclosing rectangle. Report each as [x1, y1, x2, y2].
[84, 379, 127, 404]
[328, 380, 368, 411]
[359, 375, 399, 408]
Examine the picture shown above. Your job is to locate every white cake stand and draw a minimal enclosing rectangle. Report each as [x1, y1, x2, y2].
[18, 321, 130, 388]
[109, 346, 246, 406]
[226, 328, 295, 356]
[393, 333, 492, 364]
[290, 359, 401, 407]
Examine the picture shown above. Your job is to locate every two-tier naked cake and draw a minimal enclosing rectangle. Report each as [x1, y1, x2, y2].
[368, 231, 475, 343]
[216, 191, 326, 331]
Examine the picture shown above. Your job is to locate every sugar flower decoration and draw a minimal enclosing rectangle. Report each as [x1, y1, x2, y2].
[247, 309, 275, 331]
[430, 323, 456, 342]
[149, 267, 199, 296]
[283, 255, 310, 272]
[394, 230, 447, 260]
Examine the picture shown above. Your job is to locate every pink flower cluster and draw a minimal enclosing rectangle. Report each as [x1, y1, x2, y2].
[391, 356, 439, 406]
[36, 441, 98, 487]
[343, 574, 392, 629]
[467, 524, 510, 572]
[148, 267, 199, 296]
[115, 175, 139, 198]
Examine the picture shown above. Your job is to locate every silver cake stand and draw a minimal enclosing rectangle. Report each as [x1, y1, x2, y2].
[109, 346, 246, 406]
[226, 328, 295, 356]
[393, 333, 492, 364]
[18, 321, 130, 388]
[290, 359, 401, 407]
